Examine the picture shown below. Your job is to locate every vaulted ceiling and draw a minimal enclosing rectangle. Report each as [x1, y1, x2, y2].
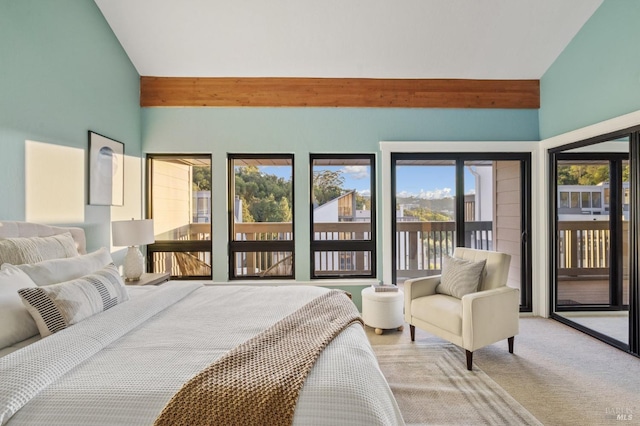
[95, 0, 602, 80]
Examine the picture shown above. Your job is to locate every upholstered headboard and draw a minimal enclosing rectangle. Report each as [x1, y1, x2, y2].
[0, 221, 87, 255]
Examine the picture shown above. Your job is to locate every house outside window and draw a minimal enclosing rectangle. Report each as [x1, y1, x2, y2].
[228, 154, 294, 279]
[310, 154, 376, 279]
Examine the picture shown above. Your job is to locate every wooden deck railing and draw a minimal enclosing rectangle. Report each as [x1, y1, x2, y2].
[312, 222, 372, 275]
[557, 220, 629, 279]
[395, 221, 492, 278]
[555, 220, 631, 306]
[155, 223, 211, 241]
[234, 221, 491, 278]
[149, 223, 212, 277]
[150, 219, 620, 280]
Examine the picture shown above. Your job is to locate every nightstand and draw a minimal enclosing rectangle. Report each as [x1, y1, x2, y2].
[125, 272, 170, 286]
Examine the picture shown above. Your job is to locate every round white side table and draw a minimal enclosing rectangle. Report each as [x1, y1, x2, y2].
[361, 286, 404, 335]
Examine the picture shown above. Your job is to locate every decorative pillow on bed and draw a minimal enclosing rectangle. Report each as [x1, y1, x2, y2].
[0, 232, 79, 265]
[18, 263, 129, 337]
[16, 247, 113, 286]
[0, 264, 39, 348]
[436, 254, 486, 299]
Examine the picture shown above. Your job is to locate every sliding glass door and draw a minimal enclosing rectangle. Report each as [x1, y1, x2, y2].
[391, 153, 532, 311]
[551, 138, 631, 347]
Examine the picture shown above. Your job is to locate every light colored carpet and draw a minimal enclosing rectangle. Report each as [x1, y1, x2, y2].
[373, 342, 542, 425]
[474, 317, 640, 425]
[367, 317, 640, 425]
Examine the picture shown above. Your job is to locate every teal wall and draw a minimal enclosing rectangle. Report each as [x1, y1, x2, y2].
[142, 107, 539, 282]
[0, 0, 141, 250]
[539, 0, 640, 139]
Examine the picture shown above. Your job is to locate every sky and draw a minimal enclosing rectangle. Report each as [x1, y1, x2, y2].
[258, 164, 476, 199]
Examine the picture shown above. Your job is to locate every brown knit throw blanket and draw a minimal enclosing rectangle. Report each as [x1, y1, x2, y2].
[154, 290, 363, 426]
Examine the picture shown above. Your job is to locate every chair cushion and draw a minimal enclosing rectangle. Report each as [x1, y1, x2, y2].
[436, 254, 486, 299]
[411, 294, 462, 335]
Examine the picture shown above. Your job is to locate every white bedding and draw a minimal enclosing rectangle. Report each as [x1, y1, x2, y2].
[0, 282, 404, 425]
[0, 285, 154, 358]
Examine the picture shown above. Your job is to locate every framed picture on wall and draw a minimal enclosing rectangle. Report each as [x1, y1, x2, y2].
[88, 131, 124, 206]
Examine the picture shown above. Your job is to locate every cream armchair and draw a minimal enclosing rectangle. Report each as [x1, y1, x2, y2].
[404, 248, 519, 370]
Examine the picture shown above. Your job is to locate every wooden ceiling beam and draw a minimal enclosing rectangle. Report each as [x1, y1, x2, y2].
[140, 77, 539, 109]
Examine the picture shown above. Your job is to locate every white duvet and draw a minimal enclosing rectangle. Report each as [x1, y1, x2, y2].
[0, 283, 404, 425]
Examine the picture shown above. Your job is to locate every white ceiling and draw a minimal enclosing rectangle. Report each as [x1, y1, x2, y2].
[95, 0, 603, 80]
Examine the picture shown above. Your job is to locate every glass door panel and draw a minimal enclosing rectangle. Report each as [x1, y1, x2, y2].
[394, 159, 456, 283]
[463, 161, 493, 250]
[623, 159, 630, 308]
[464, 160, 523, 294]
[553, 137, 630, 346]
[556, 159, 611, 306]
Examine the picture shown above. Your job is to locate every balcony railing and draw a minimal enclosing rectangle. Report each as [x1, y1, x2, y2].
[148, 219, 616, 282]
[556, 220, 630, 307]
[154, 223, 211, 241]
[234, 222, 293, 242]
[233, 222, 293, 277]
[231, 221, 492, 279]
[313, 222, 372, 276]
[148, 223, 212, 278]
[557, 220, 629, 279]
[395, 221, 492, 279]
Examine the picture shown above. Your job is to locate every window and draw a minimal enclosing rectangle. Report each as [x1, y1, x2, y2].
[310, 154, 376, 279]
[559, 192, 569, 208]
[571, 192, 580, 208]
[146, 155, 212, 279]
[229, 155, 294, 279]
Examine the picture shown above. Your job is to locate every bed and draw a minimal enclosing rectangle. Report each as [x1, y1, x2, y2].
[0, 221, 404, 425]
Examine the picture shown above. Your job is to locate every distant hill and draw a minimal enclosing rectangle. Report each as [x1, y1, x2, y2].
[397, 196, 455, 214]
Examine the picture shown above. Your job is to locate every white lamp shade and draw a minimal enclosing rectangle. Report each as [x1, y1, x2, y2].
[112, 219, 155, 247]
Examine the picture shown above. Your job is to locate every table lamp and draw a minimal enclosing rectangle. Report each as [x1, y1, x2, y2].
[112, 219, 155, 281]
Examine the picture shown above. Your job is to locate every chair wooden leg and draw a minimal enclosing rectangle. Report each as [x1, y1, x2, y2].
[409, 325, 415, 341]
[466, 350, 473, 370]
[508, 336, 514, 353]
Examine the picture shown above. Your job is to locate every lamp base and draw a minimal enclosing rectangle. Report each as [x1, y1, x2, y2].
[123, 246, 144, 281]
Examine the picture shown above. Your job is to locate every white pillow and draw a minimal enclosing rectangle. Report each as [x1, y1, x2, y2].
[16, 247, 113, 286]
[18, 263, 129, 337]
[0, 232, 79, 265]
[436, 254, 486, 299]
[0, 265, 39, 348]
